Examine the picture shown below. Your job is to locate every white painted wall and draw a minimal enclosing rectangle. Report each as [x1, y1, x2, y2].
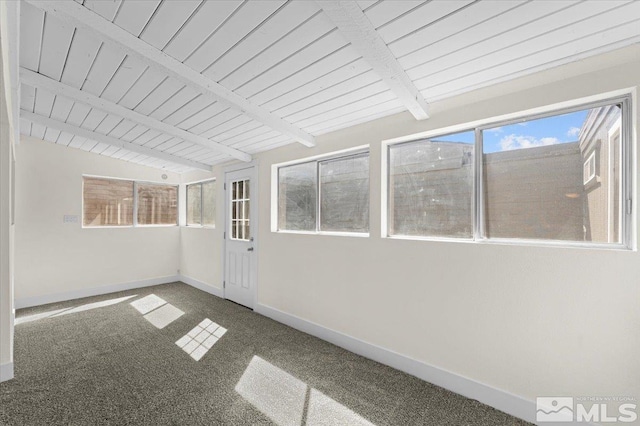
[252, 44, 640, 413]
[14, 137, 182, 305]
[178, 169, 223, 294]
[0, 0, 18, 382]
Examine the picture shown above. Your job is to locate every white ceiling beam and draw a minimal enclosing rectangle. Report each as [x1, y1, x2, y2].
[317, 0, 429, 120]
[21, 110, 213, 171]
[20, 68, 252, 163]
[25, 0, 316, 148]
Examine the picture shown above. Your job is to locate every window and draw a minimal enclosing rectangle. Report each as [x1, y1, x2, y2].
[385, 96, 631, 248]
[389, 131, 474, 238]
[277, 150, 370, 234]
[137, 184, 178, 225]
[82, 176, 177, 227]
[583, 151, 596, 185]
[83, 177, 133, 227]
[186, 179, 216, 227]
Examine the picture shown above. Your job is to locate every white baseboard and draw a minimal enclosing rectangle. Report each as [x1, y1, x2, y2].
[179, 275, 223, 298]
[0, 362, 13, 382]
[15, 275, 180, 309]
[255, 303, 536, 425]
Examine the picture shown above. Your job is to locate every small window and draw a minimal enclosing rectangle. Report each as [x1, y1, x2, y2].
[186, 179, 216, 227]
[583, 151, 596, 185]
[83, 177, 134, 227]
[277, 150, 370, 234]
[230, 179, 250, 240]
[137, 183, 178, 225]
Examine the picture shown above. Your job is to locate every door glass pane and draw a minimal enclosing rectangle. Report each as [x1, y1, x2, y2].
[230, 179, 250, 241]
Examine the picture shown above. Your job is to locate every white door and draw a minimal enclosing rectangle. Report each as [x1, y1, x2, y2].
[224, 167, 256, 309]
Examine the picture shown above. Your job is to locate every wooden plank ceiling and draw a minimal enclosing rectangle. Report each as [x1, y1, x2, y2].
[19, 0, 640, 172]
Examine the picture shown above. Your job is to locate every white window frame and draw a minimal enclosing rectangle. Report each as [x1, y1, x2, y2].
[185, 178, 216, 229]
[583, 150, 597, 185]
[82, 174, 179, 228]
[271, 145, 370, 237]
[381, 91, 633, 250]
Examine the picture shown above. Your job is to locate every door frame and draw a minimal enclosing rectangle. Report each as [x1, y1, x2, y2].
[222, 161, 259, 309]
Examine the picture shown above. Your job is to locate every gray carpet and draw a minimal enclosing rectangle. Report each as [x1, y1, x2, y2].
[0, 282, 529, 425]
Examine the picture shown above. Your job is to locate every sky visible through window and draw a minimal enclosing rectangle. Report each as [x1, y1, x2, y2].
[431, 110, 589, 153]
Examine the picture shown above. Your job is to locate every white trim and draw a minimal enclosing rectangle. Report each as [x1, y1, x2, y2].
[317, 0, 429, 120]
[271, 145, 370, 233]
[15, 275, 180, 309]
[20, 68, 251, 163]
[179, 275, 223, 298]
[24, 0, 315, 148]
[583, 150, 597, 185]
[21, 111, 212, 171]
[255, 303, 536, 424]
[275, 230, 369, 238]
[0, 362, 13, 382]
[272, 145, 370, 169]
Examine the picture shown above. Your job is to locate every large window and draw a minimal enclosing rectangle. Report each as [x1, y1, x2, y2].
[186, 179, 216, 227]
[82, 176, 177, 227]
[277, 150, 369, 234]
[385, 96, 631, 248]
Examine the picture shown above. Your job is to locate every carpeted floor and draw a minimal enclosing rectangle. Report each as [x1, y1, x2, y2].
[0, 282, 529, 425]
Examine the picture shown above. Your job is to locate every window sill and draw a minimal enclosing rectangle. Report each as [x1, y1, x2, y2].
[275, 230, 369, 238]
[384, 234, 632, 251]
[182, 225, 216, 229]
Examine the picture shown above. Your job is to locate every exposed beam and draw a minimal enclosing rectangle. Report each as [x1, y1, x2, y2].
[21, 110, 213, 171]
[317, 0, 429, 120]
[20, 68, 252, 162]
[25, 0, 316, 148]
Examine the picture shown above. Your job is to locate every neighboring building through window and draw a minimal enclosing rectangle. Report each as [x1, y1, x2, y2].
[83, 176, 177, 227]
[83, 177, 133, 227]
[186, 179, 216, 227]
[277, 149, 370, 234]
[384, 96, 630, 248]
[137, 184, 178, 225]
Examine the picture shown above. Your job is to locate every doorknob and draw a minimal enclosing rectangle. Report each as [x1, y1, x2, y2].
[247, 247, 254, 252]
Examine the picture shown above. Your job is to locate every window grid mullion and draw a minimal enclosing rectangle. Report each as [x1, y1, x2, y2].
[316, 161, 321, 233]
[133, 181, 138, 228]
[474, 128, 484, 241]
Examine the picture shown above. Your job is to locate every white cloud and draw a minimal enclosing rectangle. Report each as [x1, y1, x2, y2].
[567, 126, 581, 138]
[499, 134, 561, 151]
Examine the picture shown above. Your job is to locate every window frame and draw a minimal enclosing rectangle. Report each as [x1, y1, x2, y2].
[382, 93, 633, 250]
[272, 145, 371, 237]
[82, 174, 179, 229]
[185, 178, 216, 229]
